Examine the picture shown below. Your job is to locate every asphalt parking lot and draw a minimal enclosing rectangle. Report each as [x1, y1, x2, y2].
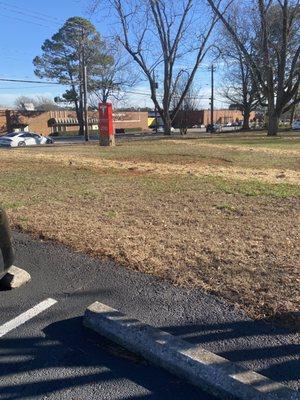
[0, 232, 217, 400]
[1, 232, 299, 399]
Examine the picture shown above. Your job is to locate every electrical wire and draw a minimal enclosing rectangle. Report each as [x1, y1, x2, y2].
[0, 78, 77, 85]
[0, 1, 63, 24]
[0, 85, 60, 90]
[0, 77, 230, 106]
[0, 12, 53, 28]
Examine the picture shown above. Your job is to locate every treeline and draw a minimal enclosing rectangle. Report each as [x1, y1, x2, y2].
[34, 1, 300, 136]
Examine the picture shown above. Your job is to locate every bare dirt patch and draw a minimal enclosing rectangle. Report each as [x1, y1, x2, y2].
[168, 138, 300, 156]
[2, 147, 300, 185]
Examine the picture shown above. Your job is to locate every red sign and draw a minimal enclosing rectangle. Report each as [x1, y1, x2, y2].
[98, 103, 114, 136]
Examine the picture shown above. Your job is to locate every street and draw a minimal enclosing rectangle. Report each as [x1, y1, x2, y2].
[1, 232, 299, 399]
[52, 127, 241, 145]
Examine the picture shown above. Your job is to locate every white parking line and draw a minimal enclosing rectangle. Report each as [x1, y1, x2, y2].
[0, 298, 57, 338]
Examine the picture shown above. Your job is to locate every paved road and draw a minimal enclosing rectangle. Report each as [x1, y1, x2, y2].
[1, 232, 299, 399]
[52, 127, 239, 145]
[52, 127, 241, 144]
[52, 131, 183, 145]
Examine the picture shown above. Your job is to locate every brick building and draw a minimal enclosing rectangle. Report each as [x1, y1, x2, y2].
[0, 109, 149, 136]
[172, 108, 256, 128]
[200, 109, 255, 125]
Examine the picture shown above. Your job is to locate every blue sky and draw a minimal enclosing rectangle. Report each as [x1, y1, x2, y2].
[0, 0, 224, 109]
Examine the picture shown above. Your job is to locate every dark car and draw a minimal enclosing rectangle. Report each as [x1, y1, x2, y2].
[206, 123, 221, 133]
[0, 207, 14, 277]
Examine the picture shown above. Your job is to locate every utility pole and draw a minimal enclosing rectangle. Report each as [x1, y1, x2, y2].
[210, 64, 215, 126]
[83, 64, 89, 142]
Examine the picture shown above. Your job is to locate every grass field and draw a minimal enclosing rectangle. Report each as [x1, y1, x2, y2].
[1, 132, 299, 326]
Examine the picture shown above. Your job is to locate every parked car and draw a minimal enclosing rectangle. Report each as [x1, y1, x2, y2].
[206, 123, 222, 133]
[0, 132, 54, 148]
[292, 119, 300, 130]
[0, 207, 14, 277]
[153, 126, 175, 133]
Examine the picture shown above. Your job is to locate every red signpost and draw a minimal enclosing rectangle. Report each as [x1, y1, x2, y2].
[98, 103, 115, 146]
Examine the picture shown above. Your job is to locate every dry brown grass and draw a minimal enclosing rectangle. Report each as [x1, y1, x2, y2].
[1, 135, 299, 326]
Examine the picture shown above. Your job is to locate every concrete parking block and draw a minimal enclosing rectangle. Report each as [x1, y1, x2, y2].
[0, 265, 31, 289]
[84, 301, 299, 400]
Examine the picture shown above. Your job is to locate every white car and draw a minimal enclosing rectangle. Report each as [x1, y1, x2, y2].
[0, 132, 53, 148]
[155, 126, 175, 133]
[292, 119, 300, 130]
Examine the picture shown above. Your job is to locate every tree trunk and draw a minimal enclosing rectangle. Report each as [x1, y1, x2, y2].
[163, 112, 172, 135]
[74, 97, 84, 136]
[266, 92, 279, 136]
[268, 112, 279, 136]
[242, 109, 250, 130]
[290, 103, 296, 126]
[76, 108, 84, 136]
[76, 102, 84, 136]
[78, 115, 84, 136]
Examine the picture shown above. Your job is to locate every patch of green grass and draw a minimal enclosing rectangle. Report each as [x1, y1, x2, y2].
[138, 175, 187, 194]
[210, 176, 300, 198]
[75, 189, 101, 201]
[105, 210, 118, 218]
[136, 173, 299, 198]
[2, 200, 25, 210]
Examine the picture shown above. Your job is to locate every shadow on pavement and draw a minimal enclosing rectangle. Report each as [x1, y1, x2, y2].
[0, 317, 212, 400]
[162, 318, 300, 389]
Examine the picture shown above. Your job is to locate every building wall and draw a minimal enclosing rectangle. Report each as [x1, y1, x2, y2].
[5, 110, 52, 135]
[172, 110, 203, 128]
[25, 112, 52, 135]
[168, 109, 257, 128]
[201, 109, 256, 125]
[112, 111, 148, 131]
[1, 108, 256, 134]
[3, 109, 149, 136]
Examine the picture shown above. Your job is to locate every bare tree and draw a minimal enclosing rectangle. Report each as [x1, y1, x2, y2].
[15, 95, 60, 111]
[220, 59, 260, 130]
[208, 0, 300, 136]
[218, 16, 261, 130]
[89, 39, 138, 106]
[172, 71, 199, 134]
[90, 0, 220, 134]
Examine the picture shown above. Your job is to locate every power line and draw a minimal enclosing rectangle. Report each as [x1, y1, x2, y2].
[0, 6, 59, 26]
[0, 77, 231, 105]
[0, 78, 77, 85]
[0, 1, 63, 24]
[116, 88, 229, 103]
[0, 85, 60, 90]
[0, 12, 53, 28]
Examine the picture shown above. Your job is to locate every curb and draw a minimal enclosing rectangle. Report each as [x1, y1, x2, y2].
[0, 266, 31, 289]
[84, 302, 299, 400]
